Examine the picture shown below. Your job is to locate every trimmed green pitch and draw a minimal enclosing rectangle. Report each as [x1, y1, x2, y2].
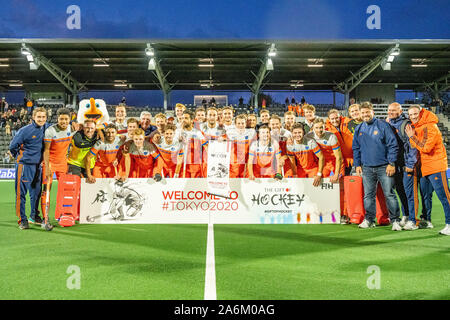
[0, 181, 449, 300]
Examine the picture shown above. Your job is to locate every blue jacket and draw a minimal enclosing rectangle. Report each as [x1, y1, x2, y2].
[9, 121, 51, 164]
[352, 118, 399, 167]
[388, 114, 418, 169]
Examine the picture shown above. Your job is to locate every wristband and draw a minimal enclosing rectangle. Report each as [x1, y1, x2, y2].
[316, 172, 322, 177]
[174, 174, 179, 178]
[274, 173, 283, 180]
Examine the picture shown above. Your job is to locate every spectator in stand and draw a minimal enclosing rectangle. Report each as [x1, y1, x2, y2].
[239, 97, 244, 107]
[12, 120, 21, 137]
[0, 114, 6, 128]
[26, 100, 33, 115]
[5, 122, 11, 136]
[0, 97, 8, 113]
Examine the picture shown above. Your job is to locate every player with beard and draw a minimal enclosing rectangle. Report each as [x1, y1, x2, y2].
[283, 111, 296, 132]
[177, 110, 208, 178]
[85, 124, 123, 182]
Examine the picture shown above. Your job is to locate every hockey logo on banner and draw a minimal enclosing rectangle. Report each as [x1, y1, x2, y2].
[206, 140, 231, 198]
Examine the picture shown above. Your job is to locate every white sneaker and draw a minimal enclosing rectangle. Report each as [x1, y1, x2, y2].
[399, 216, 408, 227]
[392, 221, 402, 231]
[439, 224, 450, 235]
[358, 219, 376, 229]
[403, 221, 418, 231]
[419, 221, 434, 229]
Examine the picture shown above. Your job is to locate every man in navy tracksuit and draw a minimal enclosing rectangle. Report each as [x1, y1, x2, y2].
[9, 107, 50, 229]
[353, 102, 401, 230]
[386, 103, 411, 226]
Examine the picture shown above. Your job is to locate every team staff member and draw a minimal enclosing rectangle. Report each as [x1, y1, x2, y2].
[353, 102, 401, 231]
[67, 119, 99, 177]
[386, 102, 411, 227]
[405, 105, 450, 235]
[9, 107, 50, 229]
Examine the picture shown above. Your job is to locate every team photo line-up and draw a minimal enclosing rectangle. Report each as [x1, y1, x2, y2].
[9, 100, 450, 235]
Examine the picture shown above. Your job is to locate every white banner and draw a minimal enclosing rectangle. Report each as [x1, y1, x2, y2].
[206, 140, 231, 198]
[80, 178, 340, 224]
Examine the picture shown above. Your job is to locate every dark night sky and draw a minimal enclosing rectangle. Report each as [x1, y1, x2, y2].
[1, 0, 449, 106]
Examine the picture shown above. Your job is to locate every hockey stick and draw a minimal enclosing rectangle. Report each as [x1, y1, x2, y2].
[41, 175, 54, 231]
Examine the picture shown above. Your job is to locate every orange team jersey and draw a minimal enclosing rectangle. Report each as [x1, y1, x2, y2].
[287, 136, 321, 178]
[128, 140, 162, 178]
[325, 117, 354, 168]
[154, 137, 184, 178]
[226, 128, 256, 177]
[249, 139, 281, 178]
[271, 129, 294, 177]
[43, 124, 75, 174]
[200, 123, 227, 141]
[306, 131, 344, 177]
[90, 136, 123, 178]
[178, 128, 208, 177]
[113, 121, 127, 135]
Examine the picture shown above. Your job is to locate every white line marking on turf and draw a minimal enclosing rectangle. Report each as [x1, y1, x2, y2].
[204, 222, 217, 300]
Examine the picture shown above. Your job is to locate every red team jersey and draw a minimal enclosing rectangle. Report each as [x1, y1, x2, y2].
[128, 141, 162, 178]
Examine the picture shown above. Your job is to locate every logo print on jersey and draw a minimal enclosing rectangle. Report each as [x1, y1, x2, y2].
[305, 146, 309, 150]
[374, 130, 378, 135]
[67, 132, 71, 136]
[143, 151, 149, 156]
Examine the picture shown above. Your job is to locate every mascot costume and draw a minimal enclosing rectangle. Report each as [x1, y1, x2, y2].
[77, 98, 110, 128]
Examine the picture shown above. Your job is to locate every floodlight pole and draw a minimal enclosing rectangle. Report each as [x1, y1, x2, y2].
[335, 45, 397, 107]
[251, 57, 269, 108]
[152, 59, 173, 111]
[417, 73, 450, 100]
[22, 44, 87, 105]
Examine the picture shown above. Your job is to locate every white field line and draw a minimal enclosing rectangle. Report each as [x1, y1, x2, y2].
[204, 222, 217, 300]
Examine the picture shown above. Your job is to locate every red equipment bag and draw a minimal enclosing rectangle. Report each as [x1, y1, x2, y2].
[344, 176, 390, 225]
[55, 173, 81, 227]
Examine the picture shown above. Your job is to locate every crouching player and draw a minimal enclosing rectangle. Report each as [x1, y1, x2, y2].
[286, 123, 324, 187]
[121, 128, 162, 181]
[247, 125, 282, 180]
[85, 124, 123, 183]
[153, 124, 184, 178]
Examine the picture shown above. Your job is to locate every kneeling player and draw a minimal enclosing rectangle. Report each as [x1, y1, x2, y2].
[247, 125, 282, 180]
[287, 123, 324, 186]
[122, 128, 162, 180]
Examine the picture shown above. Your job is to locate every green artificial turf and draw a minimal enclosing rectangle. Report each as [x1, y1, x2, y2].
[1, 180, 449, 300]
